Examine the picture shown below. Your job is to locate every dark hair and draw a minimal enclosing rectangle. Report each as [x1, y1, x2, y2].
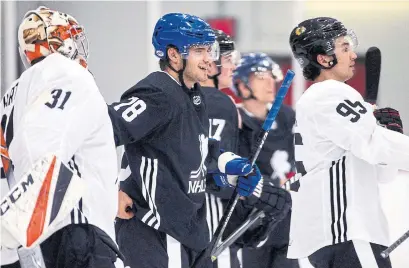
[303, 64, 321, 81]
[159, 59, 167, 71]
[158, 45, 179, 71]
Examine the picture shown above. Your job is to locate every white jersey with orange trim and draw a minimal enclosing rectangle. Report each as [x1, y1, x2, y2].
[287, 79, 409, 258]
[0, 53, 118, 244]
[0, 159, 19, 265]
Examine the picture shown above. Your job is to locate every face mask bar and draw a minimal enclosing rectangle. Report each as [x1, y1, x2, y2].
[327, 29, 358, 55]
[182, 42, 220, 62]
[219, 50, 241, 68]
[249, 60, 283, 82]
[70, 25, 89, 60]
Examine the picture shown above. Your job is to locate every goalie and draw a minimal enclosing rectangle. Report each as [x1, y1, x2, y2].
[1, 6, 121, 268]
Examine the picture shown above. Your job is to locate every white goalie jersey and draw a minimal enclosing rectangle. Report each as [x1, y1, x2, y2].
[287, 79, 409, 258]
[0, 53, 118, 247]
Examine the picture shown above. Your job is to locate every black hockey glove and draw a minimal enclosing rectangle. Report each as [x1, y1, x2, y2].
[243, 178, 292, 221]
[237, 178, 291, 248]
[374, 107, 403, 133]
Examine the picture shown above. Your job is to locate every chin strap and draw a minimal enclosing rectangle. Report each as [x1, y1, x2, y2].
[166, 59, 188, 90]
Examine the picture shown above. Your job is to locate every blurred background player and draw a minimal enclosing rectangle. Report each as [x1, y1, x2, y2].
[199, 30, 293, 268]
[202, 29, 241, 91]
[200, 28, 242, 268]
[1, 6, 121, 268]
[232, 52, 299, 268]
[288, 17, 409, 268]
[110, 13, 262, 268]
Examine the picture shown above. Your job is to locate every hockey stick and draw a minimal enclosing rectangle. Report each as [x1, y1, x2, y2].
[210, 173, 302, 257]
[364, 47, 381, 104]
[191, 70, 295, 267]
[381, 229, 409, 258]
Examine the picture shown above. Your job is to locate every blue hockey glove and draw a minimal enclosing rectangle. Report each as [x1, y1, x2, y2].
[212, 165, 262, 197]
[217, 152, 253, 176]
[212, 173, 231, 188]
[236, 165, 262, 197]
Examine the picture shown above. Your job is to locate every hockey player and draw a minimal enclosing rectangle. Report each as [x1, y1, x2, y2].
[288, 17, 408, 268]
[110, 13, 263, 268]
[199, 32, 293, 268]
[1, 6, 121, 268]
[201, 29, 241, 181]
[232, 52, 299, 268]
[200, 32, 241, 268]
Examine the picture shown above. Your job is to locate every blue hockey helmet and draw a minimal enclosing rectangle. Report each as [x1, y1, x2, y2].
[152, 13, 217, 60]
[232, 52, 283, 98]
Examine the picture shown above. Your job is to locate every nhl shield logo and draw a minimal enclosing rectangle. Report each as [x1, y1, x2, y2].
[193, 95, 201, 105]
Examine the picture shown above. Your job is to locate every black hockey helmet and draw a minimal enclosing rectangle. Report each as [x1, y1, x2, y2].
[215, 29, 235, 55]
[289, 17, 357, 70]
[209, 29, 241, 88]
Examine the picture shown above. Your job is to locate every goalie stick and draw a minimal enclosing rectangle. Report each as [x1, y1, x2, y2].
[191, 70, 295, 267]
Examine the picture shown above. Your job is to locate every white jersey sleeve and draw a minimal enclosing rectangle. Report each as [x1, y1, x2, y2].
[303, 80, 409, 170]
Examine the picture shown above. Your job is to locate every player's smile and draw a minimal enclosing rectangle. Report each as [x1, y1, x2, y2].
[198, 63, 209, 75]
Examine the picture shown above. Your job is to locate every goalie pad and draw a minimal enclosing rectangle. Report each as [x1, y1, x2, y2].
[0, 154, 86, 249]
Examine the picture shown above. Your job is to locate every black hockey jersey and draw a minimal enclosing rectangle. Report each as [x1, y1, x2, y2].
[202, 86, 239, 201]
[238, 105, 295, 184]
[108, 72, 210, 251]
[237, 105, 296, 251]
[202, 86, 239, 154]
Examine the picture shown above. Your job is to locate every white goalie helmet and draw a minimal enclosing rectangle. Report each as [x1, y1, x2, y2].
[18, 6, 89, 68]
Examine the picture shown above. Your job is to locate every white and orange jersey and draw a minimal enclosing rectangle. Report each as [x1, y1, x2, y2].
[0, 157, 19, 265]
[288, 79, 409, 258]
[0, 53, 118, 243]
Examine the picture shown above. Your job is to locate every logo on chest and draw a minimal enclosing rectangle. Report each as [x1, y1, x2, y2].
[193, 95, 201, 105]
[188, 134, 208, 194]
[188, 179, 206, 194]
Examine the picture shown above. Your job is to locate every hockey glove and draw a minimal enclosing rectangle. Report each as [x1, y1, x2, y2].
[374, 107, 403, 133]
[243, 178, 292, 222]
[212, 165, 262, 197]
[236, 166, 262, 197]
[234, 178, 292, 248]
[217, 152, 253, 176]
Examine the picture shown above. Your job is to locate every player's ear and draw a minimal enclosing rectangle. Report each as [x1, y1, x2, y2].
[167, 47, 181, 66]
[238, 81, 250, 98]
[317, 54, 332, 68]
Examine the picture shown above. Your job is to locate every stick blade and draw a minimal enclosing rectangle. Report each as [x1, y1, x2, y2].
[365, 46, 381, 104]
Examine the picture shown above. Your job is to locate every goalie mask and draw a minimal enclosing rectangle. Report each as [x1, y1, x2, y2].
[18, 6, 89, 69]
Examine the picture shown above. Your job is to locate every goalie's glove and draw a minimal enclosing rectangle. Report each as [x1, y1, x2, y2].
[374, 107, 403, 133]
